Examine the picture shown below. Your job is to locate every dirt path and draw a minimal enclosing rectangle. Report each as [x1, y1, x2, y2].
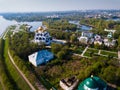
[8, 50, 36, 90]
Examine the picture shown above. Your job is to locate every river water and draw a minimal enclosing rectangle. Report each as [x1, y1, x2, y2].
[0, 16, 42, 36]
[69, 20, 92, 31]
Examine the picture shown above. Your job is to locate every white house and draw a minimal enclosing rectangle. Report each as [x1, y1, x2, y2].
[104, 28, 116, 33]
[94, 34, 103, 45]
[28, 50, 54, 67]
[34, 26, 52, 45]
[78, 36, 88, 44]
[81, 32, 93, 38]
[104, 38, 116, 47]
[60, 76, 79, 90]
[78, 32, 93, 44]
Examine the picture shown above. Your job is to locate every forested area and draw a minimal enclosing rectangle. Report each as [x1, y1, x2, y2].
[43, 20, 77, 31]
[9, 31, 43, 60]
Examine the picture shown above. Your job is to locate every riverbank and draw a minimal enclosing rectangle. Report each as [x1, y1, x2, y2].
[0, 15, 42, 36]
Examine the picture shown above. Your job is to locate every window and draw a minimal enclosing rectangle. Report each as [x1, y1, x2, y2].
[39, 37, 41, 40]
[36, 37, 38, 40]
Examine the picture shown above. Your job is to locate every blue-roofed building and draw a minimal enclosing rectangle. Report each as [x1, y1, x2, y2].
[28, 50, 54, 67]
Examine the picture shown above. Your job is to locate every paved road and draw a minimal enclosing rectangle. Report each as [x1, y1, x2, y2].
[8, 50, 36, 90]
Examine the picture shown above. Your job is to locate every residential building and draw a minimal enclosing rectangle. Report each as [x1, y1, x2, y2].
[34, 26, 52, 45]
[28, 50, 54, 67]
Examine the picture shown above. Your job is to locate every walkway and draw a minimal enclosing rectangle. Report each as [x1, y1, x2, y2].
[8, 50, 36, 90]
[81, 46, 88, 56]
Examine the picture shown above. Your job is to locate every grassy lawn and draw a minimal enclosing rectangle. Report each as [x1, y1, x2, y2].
[87, 48, 99, 53]
[101, 50, 118, 57]
[84, 51, 91, 57]
[84, 48, 99, 57]
[74, 46, 85, 54]
[4, 39, 31, 90]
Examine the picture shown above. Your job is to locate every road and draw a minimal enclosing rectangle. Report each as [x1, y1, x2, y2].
[8, 50, 36, 90]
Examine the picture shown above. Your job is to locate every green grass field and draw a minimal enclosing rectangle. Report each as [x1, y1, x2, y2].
[84, 48, 99, 57]
[101, 50, 118, 57]
[74, 46, 85, 54]
[4, 39, 31, 90]
[87, 48, 99, 53]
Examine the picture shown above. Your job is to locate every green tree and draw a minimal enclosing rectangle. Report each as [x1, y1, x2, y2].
[57, 51, 65, 59]
[70, 34, 77, 43]
[51, 43, 62, 54]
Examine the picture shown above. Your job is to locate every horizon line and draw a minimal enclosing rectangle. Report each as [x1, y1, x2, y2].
[0, 9, 120, 13]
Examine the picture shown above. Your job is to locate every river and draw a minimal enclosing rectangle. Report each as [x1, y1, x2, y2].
[69, 20, 92, 31]
[0, 16, 42, 36]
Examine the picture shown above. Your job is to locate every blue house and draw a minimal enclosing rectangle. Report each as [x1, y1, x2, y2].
[28, 50, 54, 67]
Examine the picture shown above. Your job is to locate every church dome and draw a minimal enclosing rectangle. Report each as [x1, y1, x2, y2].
[78, 76, 107, 90]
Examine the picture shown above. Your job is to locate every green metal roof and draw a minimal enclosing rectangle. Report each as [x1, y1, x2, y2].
[78, 76, 107, 90]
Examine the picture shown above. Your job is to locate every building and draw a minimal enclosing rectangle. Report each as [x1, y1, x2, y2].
[28, 50, 54, 67]
[78, 36, 88, 44]
[94, 34, 103, 45]
[78, 32, 94, 44]
[107, 32, 112, 38]
[94, 34, 101, 41]
[60, 76, 79, 90]
[103, 38, 116, 47]
[81, 32, 93, 38]
[78, 75, 107, 90]
[94, 40, 103, 45]
[104, 28, 116, 33]
[118, 51, 120, 59]
[34, 26, 52, 45]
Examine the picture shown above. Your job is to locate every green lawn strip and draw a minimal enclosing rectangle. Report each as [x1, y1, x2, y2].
[4, 39, 31, 90]
[84, 51, 91, 57]
[87, 48, 99, 53]
[101, 50, 118, 57]
[74, 46, 85, 54]
[75, 48, 83, 54]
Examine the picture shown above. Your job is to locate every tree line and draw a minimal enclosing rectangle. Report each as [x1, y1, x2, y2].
[43, 20, 77, 31]
[0, 39, 15, 90]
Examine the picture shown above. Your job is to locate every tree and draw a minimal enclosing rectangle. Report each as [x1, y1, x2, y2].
[51, 43, 62, 54]
[70, 34, 77, 43]
[57, 51, 65, 59]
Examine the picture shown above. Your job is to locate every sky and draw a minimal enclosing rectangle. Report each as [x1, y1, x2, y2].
[0, 0, 120, 12]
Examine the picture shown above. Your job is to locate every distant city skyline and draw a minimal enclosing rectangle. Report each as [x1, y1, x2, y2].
[0, 0, 120, 12]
